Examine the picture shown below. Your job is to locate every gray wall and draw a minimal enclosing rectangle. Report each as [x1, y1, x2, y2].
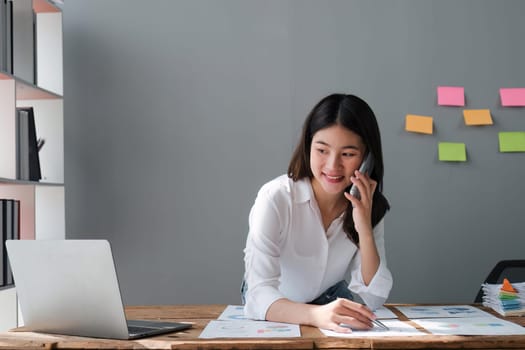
[63, 0, 525, 306]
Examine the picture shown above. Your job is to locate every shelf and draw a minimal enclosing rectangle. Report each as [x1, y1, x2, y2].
[0, 285, 16, 292]
[0, 71, 62, 99]
[16, 98, 64, 183]
[33, 0, 61, 13]
[0, 183, 65, 240]
[1, 0, 64, 331]
[0, 177, 64, 186]
[17, 79, 62, 100]
[0, 78, 64, 183]
[2, 0, 63, 95]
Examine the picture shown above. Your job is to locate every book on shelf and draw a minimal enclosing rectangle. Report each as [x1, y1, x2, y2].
[1, 199, 20, 288]
[12, 0, 34, 83]
[16, 106, 42, 181]
[6, 199, 19, 285]
[0, 200, 4, 287]
[0, 0, 13, 73]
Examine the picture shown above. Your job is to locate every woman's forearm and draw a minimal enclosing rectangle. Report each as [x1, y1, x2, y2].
[358, 233, 380, 285]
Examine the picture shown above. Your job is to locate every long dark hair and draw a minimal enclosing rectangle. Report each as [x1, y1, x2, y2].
[288, 94, 390, 245]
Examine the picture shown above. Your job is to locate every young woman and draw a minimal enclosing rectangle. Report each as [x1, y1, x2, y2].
[242, 94, 392, 333]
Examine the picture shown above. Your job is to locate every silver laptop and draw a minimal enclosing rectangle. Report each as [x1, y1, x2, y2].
[5, 239, 191, 339]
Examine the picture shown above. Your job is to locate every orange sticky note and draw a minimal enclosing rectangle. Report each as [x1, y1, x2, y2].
[501, 278, 517, 293]
[405, 114, 433, 134]
[463, 109, 493, 126]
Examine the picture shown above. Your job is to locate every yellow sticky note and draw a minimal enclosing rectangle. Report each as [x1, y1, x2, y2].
[438, 142, 467, 162]
[405, 114, 433, 134]
[463, 109, 493, 126]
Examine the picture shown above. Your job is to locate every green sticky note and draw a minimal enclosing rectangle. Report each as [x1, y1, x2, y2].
[499, 132, 525, 152]
[438, 142, 467, 162]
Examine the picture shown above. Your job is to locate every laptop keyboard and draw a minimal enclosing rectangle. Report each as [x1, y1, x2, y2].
[128, 325, 158, 336]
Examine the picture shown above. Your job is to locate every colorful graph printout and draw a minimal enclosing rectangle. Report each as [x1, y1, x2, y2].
[463, 109, 493, 126]
[320, 319, 425, 337]
[218, 305, 398, 321]
[395, 305, 492, 319]
[217, 305, 250, 321]
[374, 306, 398, 319]
[437, 86, 465, 106]
[438, 142, 467, 162]
[499, 132, 525, 152]
[500, 88, 525, 106]
[199, 320, 301, 338]
[405, 114, 433, 134]
[411, 316, 525, 335]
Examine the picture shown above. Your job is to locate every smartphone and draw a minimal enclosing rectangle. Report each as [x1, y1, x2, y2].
[347, 152, 375, 200]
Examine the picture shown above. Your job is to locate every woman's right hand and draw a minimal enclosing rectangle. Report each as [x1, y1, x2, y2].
[309, 298, 375, 333]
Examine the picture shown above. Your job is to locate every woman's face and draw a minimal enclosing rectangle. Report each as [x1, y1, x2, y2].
[310, 124, 366, 196]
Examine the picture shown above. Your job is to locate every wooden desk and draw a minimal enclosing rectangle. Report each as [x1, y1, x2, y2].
[0, 304, 524, 349]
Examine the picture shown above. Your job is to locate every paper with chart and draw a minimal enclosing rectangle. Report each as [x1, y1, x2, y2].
[374, 306, 398, 319]
[395, 305, 492, 319]
[218, 304, 397, 320]
[320, 319, 426, 337]
[217, 305, 250, 321]
[200, 305, 300, 338]
[199, 320, 301, 338]
[411, 316, 525, 335]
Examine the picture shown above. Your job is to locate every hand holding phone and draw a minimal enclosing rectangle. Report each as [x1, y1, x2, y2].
[347, 153, 375, 200]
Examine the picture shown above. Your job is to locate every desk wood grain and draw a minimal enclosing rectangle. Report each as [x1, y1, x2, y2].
[1, 304, 524, 350]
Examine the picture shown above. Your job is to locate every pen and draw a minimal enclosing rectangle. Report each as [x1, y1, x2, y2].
[371, 318, 389, 331]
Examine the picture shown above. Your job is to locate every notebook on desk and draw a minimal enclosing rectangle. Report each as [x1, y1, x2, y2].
[5, 239, 191, 339]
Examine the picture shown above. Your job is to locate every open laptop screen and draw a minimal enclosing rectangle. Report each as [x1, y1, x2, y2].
[6, 239, 190, 339]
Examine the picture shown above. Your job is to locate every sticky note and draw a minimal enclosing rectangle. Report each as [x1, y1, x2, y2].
[438, 142, 467, 162]
[500, 88, 525, 106]
[463, 109, 493, 126]
[499, 132, 525, 152]
[405, 114, 433, 134]
[437, 86, 465, 106]
[501, 279, 517, 293]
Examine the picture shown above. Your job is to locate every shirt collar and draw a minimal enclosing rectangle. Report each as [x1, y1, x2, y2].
[293, 177, 314, 204]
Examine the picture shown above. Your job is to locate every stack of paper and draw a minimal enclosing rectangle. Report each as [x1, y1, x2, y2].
[482, 279, 525, 316]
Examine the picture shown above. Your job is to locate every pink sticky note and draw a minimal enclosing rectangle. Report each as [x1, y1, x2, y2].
[499, 88, 525, 106]
[437, 86, 465, 106]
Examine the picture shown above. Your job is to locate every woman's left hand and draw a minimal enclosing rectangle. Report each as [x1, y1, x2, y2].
[344, 170, 377, 236]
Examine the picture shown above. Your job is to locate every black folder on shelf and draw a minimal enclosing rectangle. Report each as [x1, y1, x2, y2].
[1, 199, 20, 287]
[3, 200, 13, 287]
[1, 200, 5, 287]
[6, 199, 19, 285]
[12, 0, 34, 82]
[16, 107, 42, 181]
[1, 0, 14, 73]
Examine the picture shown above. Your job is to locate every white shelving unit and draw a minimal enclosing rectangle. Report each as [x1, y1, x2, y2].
[0, 0, 64, 331]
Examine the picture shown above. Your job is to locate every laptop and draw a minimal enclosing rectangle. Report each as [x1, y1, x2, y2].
[5, 239, 192, 339]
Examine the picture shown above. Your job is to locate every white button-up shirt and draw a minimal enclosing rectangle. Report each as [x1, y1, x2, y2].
[243, 175, 393, 321]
